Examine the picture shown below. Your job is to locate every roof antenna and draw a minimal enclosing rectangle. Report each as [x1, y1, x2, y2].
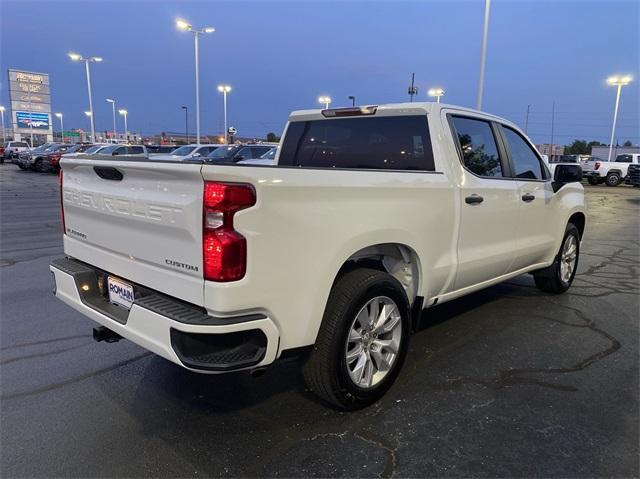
[408, 73, 418, 102]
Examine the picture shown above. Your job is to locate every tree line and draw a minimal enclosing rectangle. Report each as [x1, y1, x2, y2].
[564, 139, 634, 155]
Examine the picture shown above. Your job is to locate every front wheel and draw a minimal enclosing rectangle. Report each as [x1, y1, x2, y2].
[533, 223, 580, 294]
[605, 172, 622, 187]
[587, 176, 601, 186]
[303, 268, 410, 410]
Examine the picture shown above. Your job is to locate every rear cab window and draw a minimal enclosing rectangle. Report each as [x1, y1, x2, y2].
[279, 115, 435, 171]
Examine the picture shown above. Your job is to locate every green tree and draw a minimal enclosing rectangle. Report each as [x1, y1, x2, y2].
[564, 139, 589, 155]
[266, 132, 279, 143]
[623, 140, 633, 147]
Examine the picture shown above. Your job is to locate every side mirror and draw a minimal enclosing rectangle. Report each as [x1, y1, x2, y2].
[192, 152, 201, 158]
[112, 151, 120, 156]
[233, 155, 244, 161]
[553, 164, 582, 192]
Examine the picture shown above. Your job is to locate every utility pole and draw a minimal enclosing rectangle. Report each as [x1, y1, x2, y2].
[408, 73, 418, 102]
[524, 105, 530, 134]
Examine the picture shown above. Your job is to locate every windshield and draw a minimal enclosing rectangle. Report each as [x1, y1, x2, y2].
[84, 145, 104, 154]
[207, 146, 238, 159]
[32, 143, 51, 152]
[99, 145, 120, 154]
[170, 146, 197, 156]
[43, 144, 61, 152]
[260, 148, 277, 159]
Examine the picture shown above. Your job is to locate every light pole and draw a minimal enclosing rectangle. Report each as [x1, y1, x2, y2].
[217, 85, 231, 144]
[106, 98, 117, 141]
[176, 19, 215, 145]
[348, 95, 356, 106]
[118, 109, 128, 141]
[318, 96, 332, 109]
[428, 88, 445, 103]
[55, 113, 64, 143]
[68, 53, 102, 143]
[0, 106, 5, 145]
[476, 0, 491, 110]
[84, 111, 92, 142]
[181, 106, 189, 143]
[606, 75, 632, 161]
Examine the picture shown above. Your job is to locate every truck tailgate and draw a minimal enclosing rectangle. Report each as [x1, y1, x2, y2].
[61, 158, 205, 306]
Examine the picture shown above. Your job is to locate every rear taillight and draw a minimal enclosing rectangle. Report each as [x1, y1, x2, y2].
[202, 181, 256, 282]
[594, 161, 601, 170]
[59, 170, 66, 234]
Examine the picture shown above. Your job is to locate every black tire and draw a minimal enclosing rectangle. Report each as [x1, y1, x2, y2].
[605, 172, 621, 187]
[587, 176, 601, 186]
[302, 268, 411, 410]
[33, 159, 43, 172]
[533, 223, 580, 294]
[18, 164, 27, 170]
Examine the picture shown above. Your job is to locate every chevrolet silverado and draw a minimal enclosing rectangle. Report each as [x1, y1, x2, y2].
[50, 102, 586, 409]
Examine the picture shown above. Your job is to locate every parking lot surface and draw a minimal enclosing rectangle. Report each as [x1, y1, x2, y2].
[1, 163, 638, 478]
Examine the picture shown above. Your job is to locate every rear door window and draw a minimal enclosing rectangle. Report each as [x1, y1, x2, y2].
[279, 116, 434, 171]
[450, 116, 503, 177]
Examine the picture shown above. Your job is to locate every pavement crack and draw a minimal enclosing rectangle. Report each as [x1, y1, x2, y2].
[352, 430, 399, 479]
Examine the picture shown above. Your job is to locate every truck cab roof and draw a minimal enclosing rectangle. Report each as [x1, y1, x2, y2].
[289, 102, 515, 128]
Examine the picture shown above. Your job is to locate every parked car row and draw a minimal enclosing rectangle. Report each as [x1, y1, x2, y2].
[542, 153, 640, 187]
[5, 141, 278, 173]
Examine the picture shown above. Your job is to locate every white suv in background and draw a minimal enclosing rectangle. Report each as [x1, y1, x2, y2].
[3, 141, 30, 159]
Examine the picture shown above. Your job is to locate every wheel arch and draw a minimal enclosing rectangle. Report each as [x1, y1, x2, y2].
[332, 242, 423, 307]
[568, 212, 586, 239]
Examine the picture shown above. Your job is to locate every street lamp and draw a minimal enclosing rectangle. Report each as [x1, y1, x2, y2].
[348, 95, 356, 106]
[606, 75, 632, 161]
[181, 106, 189, 143]
[428, 88, 445, 103]
[106, 98, 117, 141]
[176, 18, 215, 145]
[318, 96, 332, 109]
[68, 53, 102, 143]
[0, 106, 5, 146]
[118, 109, 128, 141]
[84, 111, 92, 141]
[476, 0, 491, 110]
[55, 113, 64, 143]
[217, 85, 231, 144]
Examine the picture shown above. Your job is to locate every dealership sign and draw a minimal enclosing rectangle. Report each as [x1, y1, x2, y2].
[7, 69, 53, 138]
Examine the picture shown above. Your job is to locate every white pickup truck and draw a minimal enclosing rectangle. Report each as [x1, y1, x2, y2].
[50, 103, 586, 409]
[583, 153, 640, 186]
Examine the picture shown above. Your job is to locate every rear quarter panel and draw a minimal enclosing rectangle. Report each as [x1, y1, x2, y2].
[201, 164, 457, 351]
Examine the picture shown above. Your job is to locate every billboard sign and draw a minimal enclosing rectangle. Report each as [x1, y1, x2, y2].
[16, 112, 50, 130]
[8, 69, 53, 139]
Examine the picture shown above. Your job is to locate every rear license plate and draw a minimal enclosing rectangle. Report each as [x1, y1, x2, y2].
[107, 276, 135, 309]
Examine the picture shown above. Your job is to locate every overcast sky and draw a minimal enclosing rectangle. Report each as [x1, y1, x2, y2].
[1, 0, 638, 144]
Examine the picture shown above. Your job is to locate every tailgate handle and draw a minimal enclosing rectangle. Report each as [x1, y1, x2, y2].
[93, 166, 123, 181]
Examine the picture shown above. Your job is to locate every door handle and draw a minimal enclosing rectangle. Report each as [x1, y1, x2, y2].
[465, 194, 484, 205]
[521, 193, 535, 202]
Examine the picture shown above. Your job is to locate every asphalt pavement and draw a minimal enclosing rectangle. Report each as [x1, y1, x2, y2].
[1, 163, 638, 478]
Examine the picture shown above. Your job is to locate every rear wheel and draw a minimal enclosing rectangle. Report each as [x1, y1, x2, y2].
[303, 268, 410, 410]
[33, 159, 43, 172]
[605, 172, 622, 187]
[533, 223, 580, 294]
